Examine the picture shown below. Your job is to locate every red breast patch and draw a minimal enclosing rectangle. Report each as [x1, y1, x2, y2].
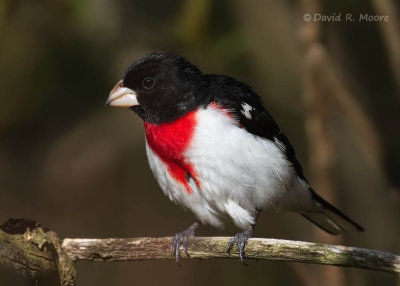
[144, 111, 200, 194]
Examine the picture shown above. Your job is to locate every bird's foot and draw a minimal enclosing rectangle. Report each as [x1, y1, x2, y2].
[227, 226, 254, 263]
[172, 221, 200, 265]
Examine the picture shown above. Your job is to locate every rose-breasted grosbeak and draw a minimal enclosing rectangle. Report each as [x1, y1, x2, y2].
[106, 52, 363, 263]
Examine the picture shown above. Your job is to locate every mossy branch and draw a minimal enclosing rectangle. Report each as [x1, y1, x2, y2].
[62, 236, 400, 274]
[0, 219, 76, 286]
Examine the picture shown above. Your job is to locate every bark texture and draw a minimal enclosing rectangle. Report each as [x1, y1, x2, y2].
[0, 219, 76, 286]
[62, 236, 400, 274]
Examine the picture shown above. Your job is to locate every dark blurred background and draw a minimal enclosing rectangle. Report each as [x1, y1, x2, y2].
[1, 0, 399, 285]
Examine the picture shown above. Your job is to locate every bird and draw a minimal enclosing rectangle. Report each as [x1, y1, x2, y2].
[106, 52, 363, 263]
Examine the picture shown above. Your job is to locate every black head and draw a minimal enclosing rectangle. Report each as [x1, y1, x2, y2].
[106, 52, 210, 124]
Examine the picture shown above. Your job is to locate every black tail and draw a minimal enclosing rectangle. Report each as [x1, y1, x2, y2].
[301, 189, 364, 235]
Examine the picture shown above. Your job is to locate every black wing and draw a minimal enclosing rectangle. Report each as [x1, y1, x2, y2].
[207, 74, 306, 181]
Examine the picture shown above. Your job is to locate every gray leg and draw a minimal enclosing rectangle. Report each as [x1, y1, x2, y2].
[227, 210, 261, 262]
[172, 221, 201, 265]
[227, 225, 254, 262]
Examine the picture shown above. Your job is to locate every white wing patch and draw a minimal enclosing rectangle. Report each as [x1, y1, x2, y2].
[240, 103, 253, 119]
[273, 136, 287, 153]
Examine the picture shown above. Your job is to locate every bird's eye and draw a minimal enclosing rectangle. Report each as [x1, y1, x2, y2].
[142, 77, 155, 89]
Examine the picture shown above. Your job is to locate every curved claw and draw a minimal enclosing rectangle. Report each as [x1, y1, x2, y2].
[226, 227, 254, 263]
[172, 232, 191, 265]
[227, 234, 239, 255]
[172, 233, 182, 264]
[171, 221, 200, 265]
[182, 234, 190, 257]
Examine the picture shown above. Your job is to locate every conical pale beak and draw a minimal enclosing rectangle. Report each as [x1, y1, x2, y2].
[105, 80, 139, 107]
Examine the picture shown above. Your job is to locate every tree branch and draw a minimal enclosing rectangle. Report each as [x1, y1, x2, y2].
[0, 219, 76, 286]
[1, 218, 399, 286]
[62, 236, 400, 274]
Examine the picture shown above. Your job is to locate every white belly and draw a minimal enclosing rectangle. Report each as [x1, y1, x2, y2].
[146, 107, 296, 229]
